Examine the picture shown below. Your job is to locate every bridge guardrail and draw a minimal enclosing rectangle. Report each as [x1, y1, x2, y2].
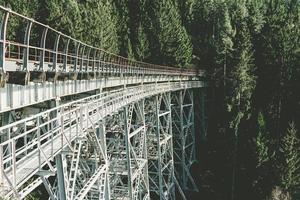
[0, 5, 203, 83]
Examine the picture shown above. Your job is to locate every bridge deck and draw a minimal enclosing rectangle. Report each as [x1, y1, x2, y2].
[0, 5, 205, 199]
[0, 81, 203, 197]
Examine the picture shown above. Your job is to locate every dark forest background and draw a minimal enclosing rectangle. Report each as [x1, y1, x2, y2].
[0, 0, 299, 200]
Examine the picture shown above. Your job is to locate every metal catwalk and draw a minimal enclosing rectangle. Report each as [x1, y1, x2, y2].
[0, 6, 206, 200]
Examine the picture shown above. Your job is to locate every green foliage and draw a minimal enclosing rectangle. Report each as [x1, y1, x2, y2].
[112, 0, 130, 56]
[80, 0, 119, 53]
[222, 2, 256, 135]
[135, 24, 150, 60]
[279, 122, 300, 194]
[255, 112, 272, 167]
[156, 0, 193, 68]
[44, 0, 82, 39]
[1, 0, 299, 198]
[0, 0, 39, 17]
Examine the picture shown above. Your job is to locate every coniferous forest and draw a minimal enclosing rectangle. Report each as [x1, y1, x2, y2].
[1, 0, 299, 200]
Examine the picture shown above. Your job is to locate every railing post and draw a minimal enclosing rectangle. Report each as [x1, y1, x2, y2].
[0, 145, 3, 185]
[86, 47, 91, 72]
[63, 38, 70, 72]
[0, 10, 9, 73]
[73, 42, 80, 71]
[60, 107, 64, 148]
[92, 49, 97, 72]
[96, 50, 101, 72]
[39, 26, 48, 71]
[37, 116, 41, 170]
[52, 33, 61, 72]
[100, 51, 104, 74]
[23, 20, 32, 71]
[79, 45, 86, 72]
[11, 139, 16, 187]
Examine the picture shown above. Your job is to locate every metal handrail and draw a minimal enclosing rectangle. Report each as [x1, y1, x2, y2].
[0, 5, 202, 77]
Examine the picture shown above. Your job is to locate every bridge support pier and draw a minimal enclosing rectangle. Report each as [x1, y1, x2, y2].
[146, 93, 176, 200]
[106, 99, 150, 200]
[0, 81, 204, 199]
[171, 89, 198, 191]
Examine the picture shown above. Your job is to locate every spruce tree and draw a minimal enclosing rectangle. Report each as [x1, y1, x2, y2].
[43, 0, 82, 39]
[112, 0, 130, 56]
[226, 2, 256, 199]
[255, 112, 271, 167]
[134, 24, 150, 61]
[156, 0, 193, 68]
[127, 0, 150, 61]
[80, 0, 119, 53]
[215, 2, 235, 91]
[279, 122, 300, 196]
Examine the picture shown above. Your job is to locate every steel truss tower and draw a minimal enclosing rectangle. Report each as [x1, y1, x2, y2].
[105, 100, 150, 200]
[145, 93, 176, 199]
[171, 89, 198, 191]
[50, 111, 109, 200]
[0, 87, 202, 200]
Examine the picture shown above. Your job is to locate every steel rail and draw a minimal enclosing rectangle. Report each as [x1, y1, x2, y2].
[0, 5, 201, 76]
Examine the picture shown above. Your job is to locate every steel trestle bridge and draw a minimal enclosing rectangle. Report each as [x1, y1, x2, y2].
[0, 5, 206, 200]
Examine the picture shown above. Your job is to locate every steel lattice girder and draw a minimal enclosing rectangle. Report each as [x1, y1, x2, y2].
[50, 121, 109, 200]
[171, 89, 198, 191]
[106, 99, 150, 200]
[0, 82, 202, 200]
[145, 93, 176, 200]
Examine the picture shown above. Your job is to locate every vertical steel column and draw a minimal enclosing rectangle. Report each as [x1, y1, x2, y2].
[200, 89, 206, 140]
[56, 154, 67, 200]
[98, 120, 110, 199]
[124, 105, 133, 199]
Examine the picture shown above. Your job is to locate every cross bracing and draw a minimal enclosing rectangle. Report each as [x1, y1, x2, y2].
[171, 90, 198, 191]
[145, 93, 175, 200]
[0, 5, 206, 200]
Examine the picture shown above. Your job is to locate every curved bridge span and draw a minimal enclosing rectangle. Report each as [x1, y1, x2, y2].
[0, 6, 207, 200]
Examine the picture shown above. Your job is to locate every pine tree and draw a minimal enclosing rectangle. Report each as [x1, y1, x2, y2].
[127, 0, 150, 61]
[254, 0, 300, 139]
[177, 0, 195, 24]
[80, 0, 119, 53]
[156, 0, 193, 68]
[134, 24, 150, 60]
[112, 0, 130, 56]
[279, 122, 300, 195]
[226, 2, 256, 200]
[215, 2, 235, 91]
[43, 0, 82, 39]
[255, 112, 271, 167]
[227, 1, 256, 130]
